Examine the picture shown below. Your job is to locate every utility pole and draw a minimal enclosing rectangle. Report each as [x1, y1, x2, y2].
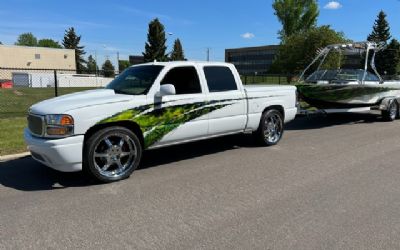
[94, 50, 98, 76]
[206, 48, 210, 61]
[117, 52, 120, 74]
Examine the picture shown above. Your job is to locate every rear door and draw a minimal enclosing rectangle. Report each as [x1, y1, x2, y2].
[202, 66, 247, 135]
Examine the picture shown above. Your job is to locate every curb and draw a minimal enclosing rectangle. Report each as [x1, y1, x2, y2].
[0, 152, 30, 162]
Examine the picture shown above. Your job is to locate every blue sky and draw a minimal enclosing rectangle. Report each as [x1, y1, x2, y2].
[0, 0, 399, 66]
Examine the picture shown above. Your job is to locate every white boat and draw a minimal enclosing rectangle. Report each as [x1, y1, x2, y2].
[297, 42, 400, 116]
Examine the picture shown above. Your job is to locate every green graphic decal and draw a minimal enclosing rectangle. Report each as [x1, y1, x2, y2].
[99, 100, 237, 148]
[296, 84, 396, 103]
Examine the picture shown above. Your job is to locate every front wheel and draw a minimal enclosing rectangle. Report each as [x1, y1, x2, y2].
[254, 109, 284, 146]
[83, 126, 142, 183]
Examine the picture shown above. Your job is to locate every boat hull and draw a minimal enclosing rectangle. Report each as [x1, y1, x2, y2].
[296, 83, 400, 109]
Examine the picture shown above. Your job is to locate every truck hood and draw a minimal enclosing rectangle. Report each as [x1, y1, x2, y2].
[29, 89, 134, 115]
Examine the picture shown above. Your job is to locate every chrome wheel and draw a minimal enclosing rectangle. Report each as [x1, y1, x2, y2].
[263, 112, 283, 144]
[389, 102, 397, 120]
[383, 101, 398, 121]
[93, 132, 137, 178]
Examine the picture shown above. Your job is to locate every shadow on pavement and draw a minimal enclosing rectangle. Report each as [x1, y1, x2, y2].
[1, 113, 386, 192]
[0, 135, 256, 192]
[286, 113, 382, 130]
[0, 157, 95, 191]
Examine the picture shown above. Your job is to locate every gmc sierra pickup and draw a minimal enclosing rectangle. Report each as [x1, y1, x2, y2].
[25, 61, 297, 182]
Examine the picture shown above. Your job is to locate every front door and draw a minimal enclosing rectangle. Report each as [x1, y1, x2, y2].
[150, 66, 208, 147]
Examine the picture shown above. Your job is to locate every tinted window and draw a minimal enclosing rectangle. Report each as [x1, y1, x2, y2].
[107, 65, 163, 95]
[161, 67, 201, 94]
[204, 66, 238, 92]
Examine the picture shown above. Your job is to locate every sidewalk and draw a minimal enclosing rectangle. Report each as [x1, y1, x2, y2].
[0, 152, 30, 162]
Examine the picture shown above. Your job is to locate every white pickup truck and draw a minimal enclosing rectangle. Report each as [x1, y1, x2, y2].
[25, 62, 297, 182]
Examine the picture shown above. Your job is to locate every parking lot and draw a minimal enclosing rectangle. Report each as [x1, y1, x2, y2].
[1, 113, 400, 249]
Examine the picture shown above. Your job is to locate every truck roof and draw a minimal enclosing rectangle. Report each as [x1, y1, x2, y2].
[131, 61, 234, 68]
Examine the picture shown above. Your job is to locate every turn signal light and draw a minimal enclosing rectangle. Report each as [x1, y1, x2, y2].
[60, 115, 74, 125]
[46, 127, 68, 135]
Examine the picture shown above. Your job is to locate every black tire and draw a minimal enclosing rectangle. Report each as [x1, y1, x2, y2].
[382, 100, 398, 121]
[253, 109, 284, 146]
[83, 126, 142, 183]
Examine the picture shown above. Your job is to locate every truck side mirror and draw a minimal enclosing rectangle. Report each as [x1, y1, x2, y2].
[156, 84, 176, 97]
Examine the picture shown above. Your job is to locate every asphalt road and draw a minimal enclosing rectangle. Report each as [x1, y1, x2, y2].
[2, 113, 400, 250]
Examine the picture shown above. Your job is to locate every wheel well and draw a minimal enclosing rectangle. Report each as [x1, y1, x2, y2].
[84, 121, 144, 148]
[263, 105, 285, 120]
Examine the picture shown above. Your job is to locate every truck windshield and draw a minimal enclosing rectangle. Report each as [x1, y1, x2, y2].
[106, 65, 164, 95]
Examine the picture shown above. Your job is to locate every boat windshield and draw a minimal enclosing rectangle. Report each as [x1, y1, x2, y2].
[106, 65, 164, 95]
[305, 69, 379, 83]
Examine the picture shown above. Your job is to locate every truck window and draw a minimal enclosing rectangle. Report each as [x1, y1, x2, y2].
[161, 66, 201, 94]
[106, 65, 164, 95]
[204, 66, 238, 92]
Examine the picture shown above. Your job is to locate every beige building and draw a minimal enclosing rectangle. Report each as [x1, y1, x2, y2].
[0, 45, 76, 79]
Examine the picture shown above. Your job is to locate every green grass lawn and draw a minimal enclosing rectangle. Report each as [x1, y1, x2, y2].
[0, 117, 27, 156]
[0, 87, 96, 118]
[0, 87, 97, 155]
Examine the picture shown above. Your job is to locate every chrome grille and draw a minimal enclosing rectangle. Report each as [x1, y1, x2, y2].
[28, 114, 43, 136]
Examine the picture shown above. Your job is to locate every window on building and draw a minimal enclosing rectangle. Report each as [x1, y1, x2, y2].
[35, 54, 40, 60]
[204, 66, 238, 92]
[161, 66, 201, 94]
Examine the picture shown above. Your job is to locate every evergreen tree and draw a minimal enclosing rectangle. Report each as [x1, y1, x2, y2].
[383, 39, 400, 77]
[273, 0, 319, 39]
[366, 11, 394, 76]
[15, 33, 37, 46]
[118, 60, 130, 72]
[143, 18, 167, 62]
[62, 27, 87, 73]
[367, 11, 391, 44]
[86, 55, 98, 74]
[102, 59, 115, 77]
[38, 39, 62, 48]
[170, 38, 185, 61]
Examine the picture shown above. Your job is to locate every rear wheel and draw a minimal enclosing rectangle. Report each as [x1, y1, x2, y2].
[254, 109, 284, 146]
[382, 100, 398, 121]
[83, 126, 142, 183]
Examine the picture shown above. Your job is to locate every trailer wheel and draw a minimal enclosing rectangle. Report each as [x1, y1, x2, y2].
[83, 126, 142, 183]
[382, 100, 398, 121]
[254, 109, 284, 146]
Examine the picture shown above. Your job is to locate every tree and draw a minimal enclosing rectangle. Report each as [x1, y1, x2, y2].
[272, 0, 319, 39]
[15, 33, 37, 46]
[143, 18, 168, 62]
[62, 27, 86, 73]
[170, 38, 185, 61]
[86, 55, 98, 74]
[118, 60, 130, 72]
[102, 59, 115, 77]
[382, 39, 400, 77]
[271, 25, 348, 80]
[38, 39, 62, 48]
[367, 11, 391, 44]
[366, 11, 394, 76]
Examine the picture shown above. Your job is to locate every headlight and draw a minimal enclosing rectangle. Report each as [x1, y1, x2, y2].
[44, 114, 74, 137]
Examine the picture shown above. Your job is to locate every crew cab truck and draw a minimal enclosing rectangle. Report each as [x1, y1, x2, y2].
[25, 62, 297, 182]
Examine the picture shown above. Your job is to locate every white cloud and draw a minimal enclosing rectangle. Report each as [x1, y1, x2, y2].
[324, 1, 342, 10]
[241, 32, 255, 39]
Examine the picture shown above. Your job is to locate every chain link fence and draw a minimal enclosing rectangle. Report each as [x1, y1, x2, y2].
[241, 74, 298, 85]
[0, 67, 116, 119]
